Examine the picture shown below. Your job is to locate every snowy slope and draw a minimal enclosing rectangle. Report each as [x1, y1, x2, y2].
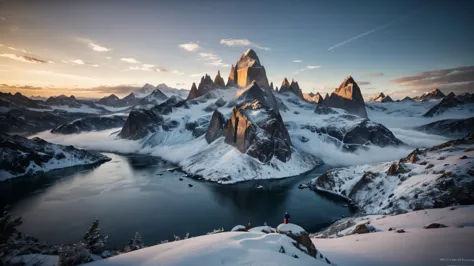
[0, 133, 111, 180]
[88, 230, 331, 266]
[313, 205, 474, 266]
[309, 133, 474, 214]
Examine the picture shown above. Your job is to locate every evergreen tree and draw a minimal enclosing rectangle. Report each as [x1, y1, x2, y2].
[83, 220, 108, 254]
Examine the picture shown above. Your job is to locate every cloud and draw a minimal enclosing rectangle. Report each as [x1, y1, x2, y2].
[220, 38, 271, 51]
[121, 57, 140, 64]
[127, 64, 167, 72]
[176, 82, 186, 86]
[0, 54, 48, 64]
[190, 72, 206, 77]
[0, 84, 43, 90]
[105, 57, 112, 59]
[6, 46, 29, 53]
[70, 59, 85, 65]
[172, 70, 184, 75]
[198, 52, 229, 67]
[179, 42, 200, 52]
[306, 65, 320, 69]
[88, 42, 110, 52]
[293, 60, 302, 63]
[390, 65, 474, 87]
[92, 64, 99, 67]
[61, 60, 69, 64]
[358, 81, 371, 85]
[365, 72, 384, 77]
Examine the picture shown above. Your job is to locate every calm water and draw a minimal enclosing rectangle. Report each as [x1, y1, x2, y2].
[9, 153, 353, 248]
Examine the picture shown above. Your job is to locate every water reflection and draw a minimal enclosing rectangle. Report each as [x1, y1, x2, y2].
[8, 153, 353, 248]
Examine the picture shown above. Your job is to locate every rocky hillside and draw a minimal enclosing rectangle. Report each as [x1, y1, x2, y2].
[423, 92, 474, 117]
[309, 133, 474, 214]
[51, 114, 128, 134]
[0, 133, 110, 180]
[413, 88, 445, 101]
[415, 117, 474, 138]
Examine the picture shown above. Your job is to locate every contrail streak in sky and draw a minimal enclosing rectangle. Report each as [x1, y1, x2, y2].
[328, 6, 426, 51]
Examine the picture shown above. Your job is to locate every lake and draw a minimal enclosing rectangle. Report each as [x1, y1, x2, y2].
[8, 153, 353, 248]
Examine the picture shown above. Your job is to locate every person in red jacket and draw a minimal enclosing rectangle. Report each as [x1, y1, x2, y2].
[284, 212, 291, 224]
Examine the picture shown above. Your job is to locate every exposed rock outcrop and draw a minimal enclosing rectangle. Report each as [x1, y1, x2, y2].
[186, 75, 216, 101]
[119, 96, 188, 139]
[51, 115, 128, 134]
[223, 100, 291, 163]
[414, 89, 445, 101]
[371, 92, 394, 103]
[140, 89, 168, 105]
[227, 49, 270, 89]
[423, 93, 473, 117]
[213, 71, 226, 87]
[304, 92, 324, 103]
[0, 133, 110, 179]
[236, 82, 280, 113]
[205, 110, 226, 143]
[415, 117, 474, 138]
[276, 224, 317, 258]
[279, 78, 304, 99]
[97, 93, 140, 107]
[324, 76, 368, 118]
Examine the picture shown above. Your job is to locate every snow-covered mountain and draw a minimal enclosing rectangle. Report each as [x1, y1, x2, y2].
[413, 88, 445, 101]
[309, 132, 474, 215]
[0, 133, 110, 180]
[368, 92, 394, 103]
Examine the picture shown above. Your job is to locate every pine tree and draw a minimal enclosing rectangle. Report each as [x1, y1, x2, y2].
[124, 232, 145, 252]
[82, 220, 108, 254]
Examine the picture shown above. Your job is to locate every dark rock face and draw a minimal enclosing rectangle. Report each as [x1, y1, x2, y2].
[119, 96, 188, 140]
[186, 83, 199, 101]
[304, 92, 324, 103]
[140, 89, 168, 105]
[51, 115, 128, 134]
[324, 76, 368, 118]
[0, 108, 91, 135]
[351, 224, 371, 234]
[401, 96, 415, 102]
[236, 81, 280, 114]
[186, 75, 216, 101]
[0, 133, 110, 179]
[205, 110, 226, 143]
[423, 93, 473, 117]
[300, 119, 403, 151]
[276, 226, 317, 258]
[372, 93, 394, 103]
[213, 71, 226, 87]
[45, 95, 81, 107]
[227, 49, 270, 89]
[0, 92, 46, 109]
[96, 94, 120, 106]
[415, 117, 474, 138]
[424, 223, 447, 229]
[414, 88, 446, 101]
[279, 78, 304, 99]
[223, 101, 292, 163]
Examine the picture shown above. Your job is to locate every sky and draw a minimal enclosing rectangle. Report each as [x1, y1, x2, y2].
[0, 0, 473, 99]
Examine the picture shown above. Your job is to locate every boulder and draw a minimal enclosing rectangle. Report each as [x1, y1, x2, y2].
[223, 100, 291, 163]
[423, 223, 447, 229]
[324, 76, 368, 118]
[351, 224, 371, 234]
[276, 224, 317, 258]
[213, 70, 226, 87]
[228, 49, 270, 89]
[205, 110, 226, 144]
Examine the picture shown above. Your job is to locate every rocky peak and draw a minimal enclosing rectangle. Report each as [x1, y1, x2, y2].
[214, 70, 226, 87]
[187, 75, 217, 101]
[281, 78, 290, 87]
[124, 93, 136, 100]
[377, 92, 385, 98]
[228, 50, 269, 89]
[324, 76, 368, 118]
[236, 48, 261, 70]
[236, 81, 279, 114]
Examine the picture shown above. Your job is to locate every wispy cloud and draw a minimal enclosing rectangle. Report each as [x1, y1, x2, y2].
[220, 38, 271, 51]
[190, 72, 206, 77]
[0, 54, 48, 64]
[179, 42, 200, 52]
[306, 65, 320, 69]
[293, 60, 302, 63]
[176, 82, 186, 86]
[121, 58, 140, 64]
[198, 52, 229, 67]
[127, 64, 167, 72]
[358, 81, 371, 85]
[293, 65, 322, 75]
[70, 59, 85, 65]
[29, 70, 97, 80]
[328, 7, 426, 51]
[391, 65, 474, 88]
[88, 42, 110, 52]
[172, 70, 184, 75]
[365, 72, 384, 77]
[5, 46, 30, 54]
[92, 64, 99, 67]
